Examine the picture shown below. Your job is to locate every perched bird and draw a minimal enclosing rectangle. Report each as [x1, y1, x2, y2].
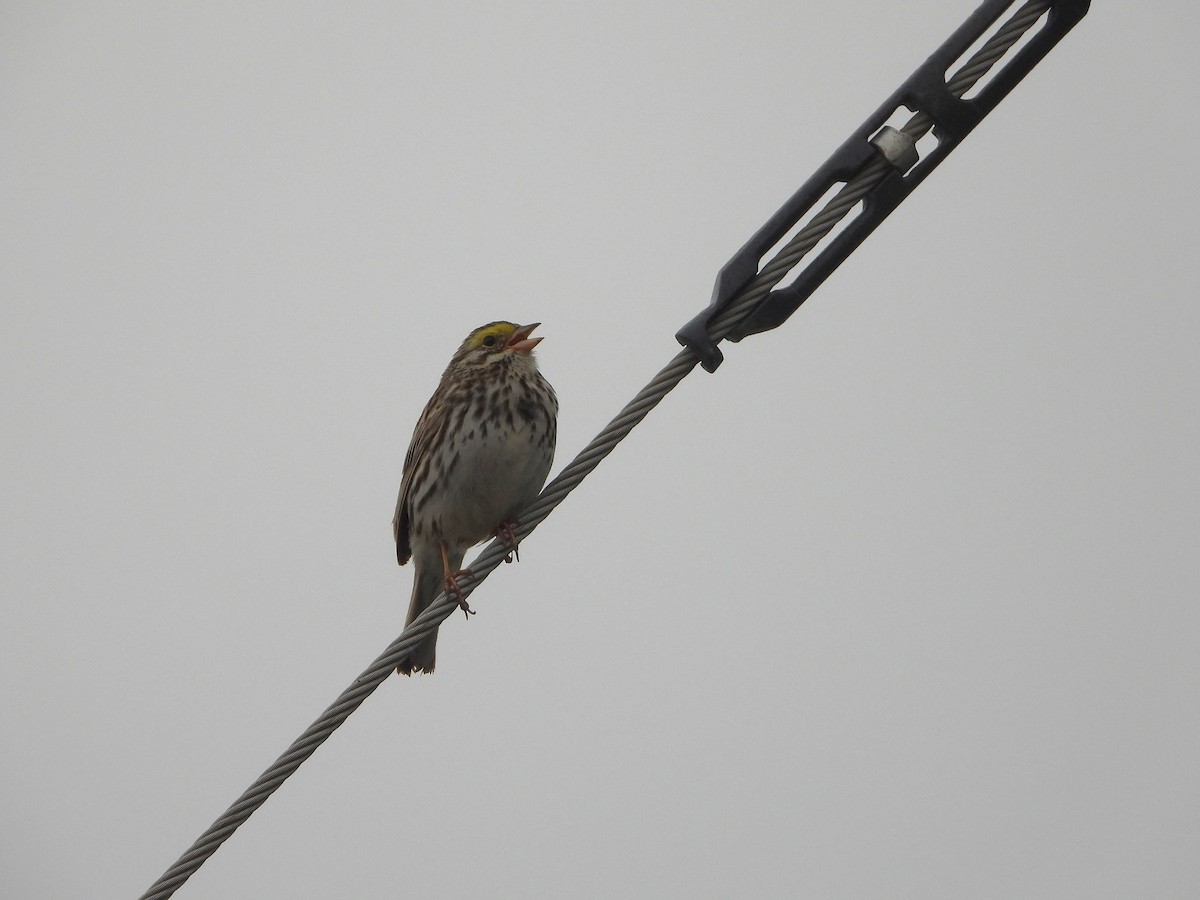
[392, 321, 558, 674]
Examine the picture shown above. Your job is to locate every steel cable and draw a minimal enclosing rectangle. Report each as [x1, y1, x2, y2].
[138, 4, 1050, 896]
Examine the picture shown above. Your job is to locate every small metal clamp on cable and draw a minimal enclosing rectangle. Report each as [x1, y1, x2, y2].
[870, 126, 919, 174]
[676, 0, 1090, 372]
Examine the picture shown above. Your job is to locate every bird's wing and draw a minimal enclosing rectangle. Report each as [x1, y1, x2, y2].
[392, 392, 445, 566]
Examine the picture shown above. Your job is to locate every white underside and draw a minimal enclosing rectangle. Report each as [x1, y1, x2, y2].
[437, 418, 550, 550]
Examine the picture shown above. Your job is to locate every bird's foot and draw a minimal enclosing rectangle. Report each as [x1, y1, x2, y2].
[493, 519, 521, 563]
[444, 569, 476, 619]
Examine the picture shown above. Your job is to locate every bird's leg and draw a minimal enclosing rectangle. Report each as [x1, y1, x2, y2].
[492, 519, 521, 563]
[440, 540, 475, 618]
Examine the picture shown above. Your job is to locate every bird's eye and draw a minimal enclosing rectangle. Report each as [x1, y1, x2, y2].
[482, 335, 498, 348]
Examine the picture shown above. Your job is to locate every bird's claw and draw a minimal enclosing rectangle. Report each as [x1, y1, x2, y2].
[444, 569, 475, 618]
[493, 520, 521, 564]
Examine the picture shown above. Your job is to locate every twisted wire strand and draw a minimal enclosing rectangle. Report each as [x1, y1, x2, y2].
[138, 5, 1049, 897]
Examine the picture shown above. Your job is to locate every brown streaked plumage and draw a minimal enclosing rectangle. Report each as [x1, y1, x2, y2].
[393, 321, 557, 674]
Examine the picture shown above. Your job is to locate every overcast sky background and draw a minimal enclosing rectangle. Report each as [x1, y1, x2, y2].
[3, 3, 1198, 898]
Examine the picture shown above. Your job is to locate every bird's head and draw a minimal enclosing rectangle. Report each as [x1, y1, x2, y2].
[454, 321, 544, 366]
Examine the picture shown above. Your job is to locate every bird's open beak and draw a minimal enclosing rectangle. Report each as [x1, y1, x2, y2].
[506, 322, 543, 354]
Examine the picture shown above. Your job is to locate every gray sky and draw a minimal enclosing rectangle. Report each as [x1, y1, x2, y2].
[3, 3, 1198, 898]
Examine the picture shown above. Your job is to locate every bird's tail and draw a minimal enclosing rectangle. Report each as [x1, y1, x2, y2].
[396, 563, 445, 675]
